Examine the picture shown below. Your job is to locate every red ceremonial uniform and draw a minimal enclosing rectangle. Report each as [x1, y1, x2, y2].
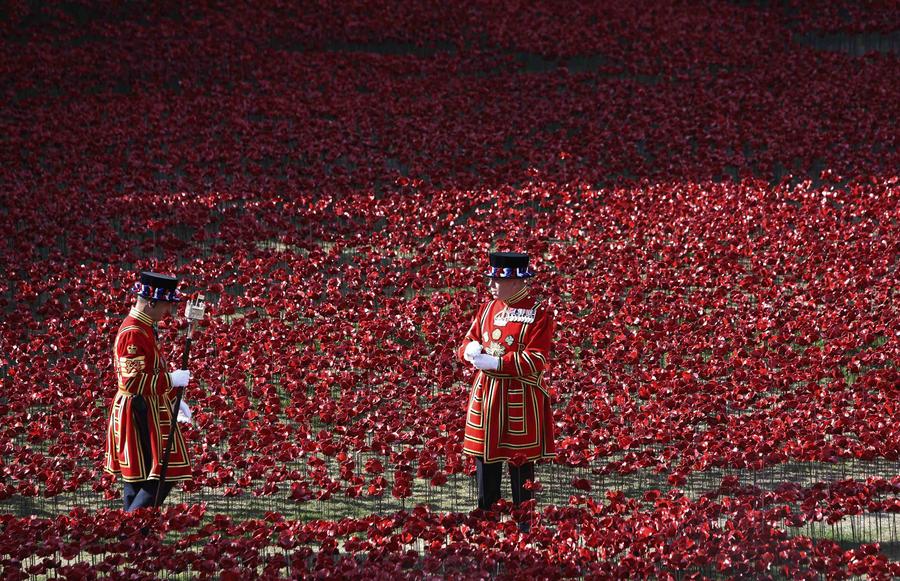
[104, 308, 192, 482]
[459, 287, 555, 463]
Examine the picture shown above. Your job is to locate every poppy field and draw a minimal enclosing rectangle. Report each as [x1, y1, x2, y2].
[1, 1, 899, 578]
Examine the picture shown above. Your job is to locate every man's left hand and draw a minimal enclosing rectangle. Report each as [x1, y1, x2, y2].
[471, 354, 500, 371]
[177, 400, 193, 424]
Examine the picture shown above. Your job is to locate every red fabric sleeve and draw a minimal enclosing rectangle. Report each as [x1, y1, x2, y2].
[116, 329, 173, 396]
[457, 303, 485, 363]
[496, 308, 553, 377]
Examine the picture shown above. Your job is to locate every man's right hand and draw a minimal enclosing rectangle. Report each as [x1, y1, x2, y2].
[464, 341, 483, 361]
[170, 369, 191, 388]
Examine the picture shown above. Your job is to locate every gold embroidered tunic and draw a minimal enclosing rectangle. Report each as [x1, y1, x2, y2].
[104, 308, 192, 482]
[458, 288, 556, 463]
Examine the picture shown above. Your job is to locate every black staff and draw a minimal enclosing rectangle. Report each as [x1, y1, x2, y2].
[156, 294, 206, 507]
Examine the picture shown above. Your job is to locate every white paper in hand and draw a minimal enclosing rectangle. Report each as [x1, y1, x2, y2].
[464, 341, 483, 362]
[177, 400, 193, 424]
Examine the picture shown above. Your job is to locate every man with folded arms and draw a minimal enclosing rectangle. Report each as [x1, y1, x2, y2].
[104, 271, 193, 511]
[459, 252, 556, 530]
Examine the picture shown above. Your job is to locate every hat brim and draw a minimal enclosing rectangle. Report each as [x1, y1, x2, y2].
[484, 270, 534, 279]
[132, 282, 183, 302]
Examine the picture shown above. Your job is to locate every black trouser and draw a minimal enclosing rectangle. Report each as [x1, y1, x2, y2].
[123, 479, 175, 512]
[476, 457, 534, 510]
[123, 394, 174, 511]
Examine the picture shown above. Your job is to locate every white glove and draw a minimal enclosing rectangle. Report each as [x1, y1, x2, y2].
[177, 400, 193, 424]
[463, 341, 483, 362]
[471, 354, 500, 371]
[170, 369, 191, 388]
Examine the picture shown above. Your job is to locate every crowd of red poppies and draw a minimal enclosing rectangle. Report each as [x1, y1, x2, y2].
[1, 0, 898, 577]
[4, 476, 900, 580]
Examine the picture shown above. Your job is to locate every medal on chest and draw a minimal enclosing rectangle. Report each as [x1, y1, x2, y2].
[482, 305, 536, 357]
[494, 307, 536, 326]
[485, 329, 505, 357]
